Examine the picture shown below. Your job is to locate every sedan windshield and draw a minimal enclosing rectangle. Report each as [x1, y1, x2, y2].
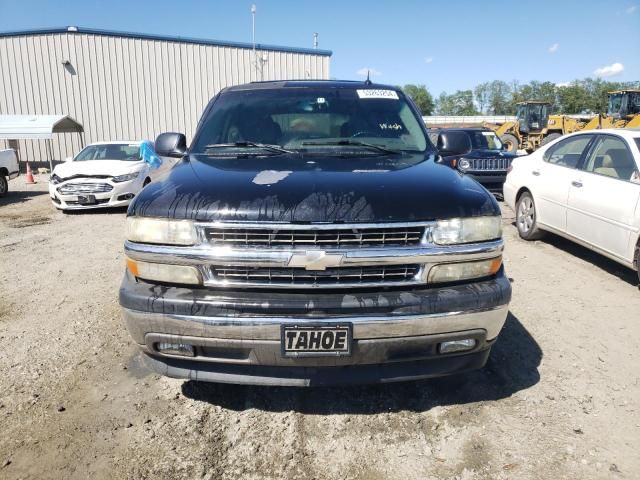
[469, 131, 503, 150]
[74, 144, 141, 162]
[192, 87, 431, 156]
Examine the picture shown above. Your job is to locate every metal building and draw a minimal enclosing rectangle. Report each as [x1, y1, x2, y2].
[0, 26, 332, 166]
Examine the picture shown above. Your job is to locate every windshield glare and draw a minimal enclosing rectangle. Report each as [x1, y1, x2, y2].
[74, 144, 141, 162]
[192, 88, 430, 154]
[470, 131, 503, 150]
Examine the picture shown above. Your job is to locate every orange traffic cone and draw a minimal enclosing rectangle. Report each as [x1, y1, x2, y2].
[25, 161, 36, 184]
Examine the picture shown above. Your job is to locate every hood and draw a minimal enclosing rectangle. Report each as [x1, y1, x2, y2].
[53, 160, 144, 179]
[129, 153, 499, 222]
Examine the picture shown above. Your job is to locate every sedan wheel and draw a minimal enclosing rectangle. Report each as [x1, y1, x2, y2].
[516, 192, 543, 240]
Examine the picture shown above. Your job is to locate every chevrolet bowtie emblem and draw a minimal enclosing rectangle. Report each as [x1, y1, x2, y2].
[288, 251, 344, 271]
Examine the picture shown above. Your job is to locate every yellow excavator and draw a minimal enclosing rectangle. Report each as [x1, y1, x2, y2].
[490, 89, 640, 153]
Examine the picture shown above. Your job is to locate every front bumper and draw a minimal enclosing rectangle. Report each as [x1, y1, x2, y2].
[120, 268, 511, 386]
[466, 172, 508, 193]
[49, 178, 142, 210]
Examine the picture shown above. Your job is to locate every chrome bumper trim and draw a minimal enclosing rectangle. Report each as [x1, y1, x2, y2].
[123, 304, 509, 344]
[124, 239, 504, 268]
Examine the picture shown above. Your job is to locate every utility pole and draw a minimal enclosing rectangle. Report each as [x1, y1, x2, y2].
[251, 4, 258, 80]
[313, 32, 318, 49]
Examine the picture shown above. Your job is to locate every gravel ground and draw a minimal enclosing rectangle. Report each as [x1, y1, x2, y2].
[1, 175, 639, 480]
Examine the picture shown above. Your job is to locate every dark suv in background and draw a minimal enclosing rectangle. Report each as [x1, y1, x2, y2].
[430, 127, 518, 196]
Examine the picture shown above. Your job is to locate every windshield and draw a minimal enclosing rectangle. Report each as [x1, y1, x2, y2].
[469, 131, 503, 150]
[192, 87, 430, 155]
[74, 144, 141, 162]
[608, 94, 624, 115]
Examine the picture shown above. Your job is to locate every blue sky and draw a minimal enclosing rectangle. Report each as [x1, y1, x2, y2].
[0, 0, 638, 94]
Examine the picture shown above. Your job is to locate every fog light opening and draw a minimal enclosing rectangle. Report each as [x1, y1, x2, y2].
[439, 338, 477, 354]
[155, 342, 195, 357]
[117, 193, 135, 201]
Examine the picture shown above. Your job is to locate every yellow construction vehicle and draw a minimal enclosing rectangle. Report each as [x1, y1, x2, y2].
[580, 89, 640, 130]
[490, 101, 549, 153]
[490, 90, 640, 153]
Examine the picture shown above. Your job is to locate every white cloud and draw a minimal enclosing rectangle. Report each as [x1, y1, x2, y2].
[356, 67, 381, 77]
[548, 43, 559, 53]
[627, 5, 637, 13]
[555, 81, 571, 87]
[425, 57, 433, 64]
[593, 62, 625, 77]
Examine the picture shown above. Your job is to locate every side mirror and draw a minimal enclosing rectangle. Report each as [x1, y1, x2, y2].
[437, 131, 472, 157]
[155, 132, 187, 158]
[65, 156, 73, 162]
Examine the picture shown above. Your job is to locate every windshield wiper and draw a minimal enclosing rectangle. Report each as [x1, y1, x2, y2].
[204, 142, 295, 155]
[301, 140, 401, 155]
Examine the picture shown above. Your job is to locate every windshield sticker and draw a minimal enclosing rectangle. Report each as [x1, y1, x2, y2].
[481, 132, 495, 136]
[357, 89, 399, 100]
[379, 123, 403, 131]
[252, 170, 292, 185]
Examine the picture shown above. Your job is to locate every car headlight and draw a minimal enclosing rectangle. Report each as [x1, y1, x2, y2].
[112, 171, 140, 183]
[432, 216, 502, 245]
[458, 158, 471, 171]
[50, 173, 62, 185]
[126, 258, 201, 285]
[126, 217, 197, 245]
[428, 257, 502, 283]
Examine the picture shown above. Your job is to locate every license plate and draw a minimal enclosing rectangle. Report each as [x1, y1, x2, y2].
[77, 195, 96, 205]
[281, 324, 352, 357]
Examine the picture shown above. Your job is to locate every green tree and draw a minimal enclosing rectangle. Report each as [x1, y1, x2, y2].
[402, 84, 435, 115]
[435, 90, 478, 115]
[474, 82, 491, 114]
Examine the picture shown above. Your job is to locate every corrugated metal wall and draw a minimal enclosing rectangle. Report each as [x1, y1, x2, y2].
[0, 31, 331, 165]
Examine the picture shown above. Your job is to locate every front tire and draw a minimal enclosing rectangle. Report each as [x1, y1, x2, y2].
[500, 133, 519, 153]
[541, 132, 561, 147]
[516, 192, 544, 240]
[0, 175, 7, 198]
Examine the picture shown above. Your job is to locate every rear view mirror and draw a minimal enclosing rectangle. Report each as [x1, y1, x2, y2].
[155, 132, 187, 158]
[437, 131, 472, 156]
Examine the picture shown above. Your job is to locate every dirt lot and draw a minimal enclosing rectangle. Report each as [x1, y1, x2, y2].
[1, 175, 639, 480]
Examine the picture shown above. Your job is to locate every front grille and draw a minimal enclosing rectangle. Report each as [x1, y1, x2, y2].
[204, 226, 425, 247]
[58, 182, 113, 195]
[65, 198, 111, 206]
[211, 264, 421, 287]
[469, 158, 512, 171]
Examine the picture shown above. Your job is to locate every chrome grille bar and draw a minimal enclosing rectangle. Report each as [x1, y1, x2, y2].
[208, 265, 422, 288]
[205, 226, 424, 247]
[58, 182, 113, 195]
[470, 158, 511, 171]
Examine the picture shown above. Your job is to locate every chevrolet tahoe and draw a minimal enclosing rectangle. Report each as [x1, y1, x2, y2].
[119, 80, 511, 386]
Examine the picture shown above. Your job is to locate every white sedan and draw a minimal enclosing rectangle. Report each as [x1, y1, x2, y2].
[504, 128, 640, 282]
[49, 141, 165, 210]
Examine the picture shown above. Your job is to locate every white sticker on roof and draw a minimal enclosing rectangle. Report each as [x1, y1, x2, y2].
[357, 89, 399, 100]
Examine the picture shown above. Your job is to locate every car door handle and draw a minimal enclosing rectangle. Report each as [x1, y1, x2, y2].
[571, 180, 583, 188]
[532, 170, 541, 176]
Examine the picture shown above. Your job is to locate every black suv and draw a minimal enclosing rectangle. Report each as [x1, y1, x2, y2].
[430, 127, 518, 195]
[119, 81, 511, 386]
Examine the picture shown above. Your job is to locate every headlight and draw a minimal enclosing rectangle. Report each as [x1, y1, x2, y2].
[126, 258, 201, 285]
[50, 174, 62, 185]
[126, 217, 197, 245]
[432, 216, 502, 245]
[458, 158, 471, 171]
[428, 257, 502, 283]
[112, 171, 140, 183]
